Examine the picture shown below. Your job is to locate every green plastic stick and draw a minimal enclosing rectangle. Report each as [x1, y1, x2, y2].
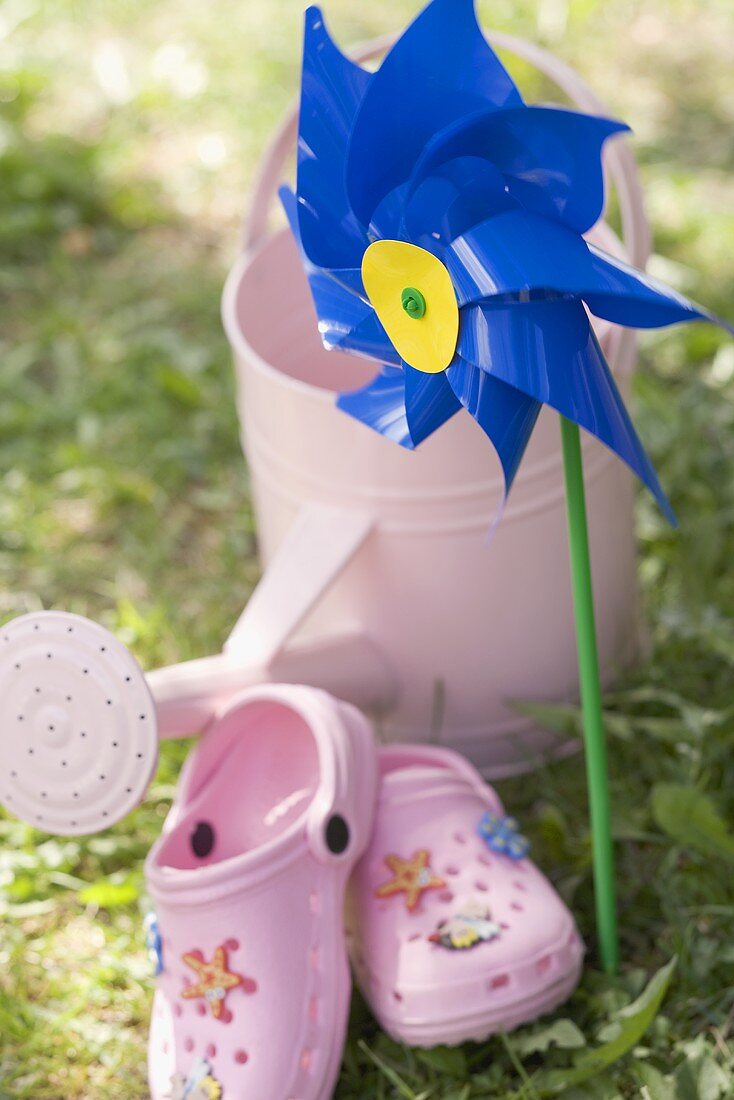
[560, 415, 619, 974]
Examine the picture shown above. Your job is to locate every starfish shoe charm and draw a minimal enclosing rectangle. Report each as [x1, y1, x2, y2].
[180, 943, 257, 1022]
[375, 849, 446, 911]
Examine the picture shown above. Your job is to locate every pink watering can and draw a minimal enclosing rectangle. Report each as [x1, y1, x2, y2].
[0, 27, 653, 837]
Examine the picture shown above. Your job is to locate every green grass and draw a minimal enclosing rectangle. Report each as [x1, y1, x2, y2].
[1, 0, 734, 1096]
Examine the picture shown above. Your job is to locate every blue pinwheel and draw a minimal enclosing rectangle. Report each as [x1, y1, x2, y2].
[284, 0, 729, 522]
[283, 0, 731, 972]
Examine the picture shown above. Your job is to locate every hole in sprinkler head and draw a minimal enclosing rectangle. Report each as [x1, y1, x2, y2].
[325, 814, 350, 855]
[80, 731, 87, 738]
[124, 676, 131, 683]
[190, 821, 215, 858]
[82, 668, 88, 675]
[46, 653, 52, 659]
[100, 646, 106, 652]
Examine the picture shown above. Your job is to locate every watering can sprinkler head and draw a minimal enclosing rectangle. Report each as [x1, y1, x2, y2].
[0, 611, 159, 836]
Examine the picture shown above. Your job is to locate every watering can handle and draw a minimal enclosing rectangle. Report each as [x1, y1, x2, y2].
[243, 28, 651, 271]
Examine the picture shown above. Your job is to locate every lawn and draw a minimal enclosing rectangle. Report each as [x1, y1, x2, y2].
[1, 0, 734, 1096]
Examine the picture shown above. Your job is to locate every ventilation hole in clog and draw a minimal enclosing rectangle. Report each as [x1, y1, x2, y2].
[190, 820, 215, 858]
[453, 832, 467, 845]
[206, 1043, 217, 1059]
[489, 973, 510, 990]
[325, 813, 350, 854]
[300, 1049, 312, 1072]
[408, 932, 421, 942]
[500, 922, 510, 931]
[513, 880, 527, 892]
[196, 1003, 206, 1016]
[174, 1004, 182, 1018]
[510, 901, 524, 912]
[225, 938, 240, 952]
[392, 990, 403, 1002]
[234, 1050, 248, 1065]
[444, 864, 459, 876]
[184, 1037, 194, 1052]
[478, 854, 492, 867]
[536, 955, 553, 975]
[438, 890, 454, 903]
[475, 880, 488, 892]
[308, 996, 319, 1023]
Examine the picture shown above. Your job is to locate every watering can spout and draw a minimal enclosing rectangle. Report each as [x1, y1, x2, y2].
[149, 628, 398, 738]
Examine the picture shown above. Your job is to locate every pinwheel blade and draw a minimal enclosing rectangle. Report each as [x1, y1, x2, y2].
[296, 6, 372, 268]
[281, 186, 400, 362]
[403, 362, 462, 445]
[346, 0, 522, 231]
[337, 366, 414, 448]
[408, 106, 628, 235]
[447, 210, 720, 333]
[445, 356, 540, 492]
[458, 299, 676, 522]
[403, 157, 516, 251]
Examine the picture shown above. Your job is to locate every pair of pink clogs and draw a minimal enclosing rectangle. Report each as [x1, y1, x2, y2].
[145, 686, 584, 1100]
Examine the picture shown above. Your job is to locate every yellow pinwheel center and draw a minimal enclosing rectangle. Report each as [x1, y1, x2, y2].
[362, 240, 459, 375]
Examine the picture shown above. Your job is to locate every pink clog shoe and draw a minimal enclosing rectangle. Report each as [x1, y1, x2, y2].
[145, 685, 377, 1100]
[347, 745, 584, 1047]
